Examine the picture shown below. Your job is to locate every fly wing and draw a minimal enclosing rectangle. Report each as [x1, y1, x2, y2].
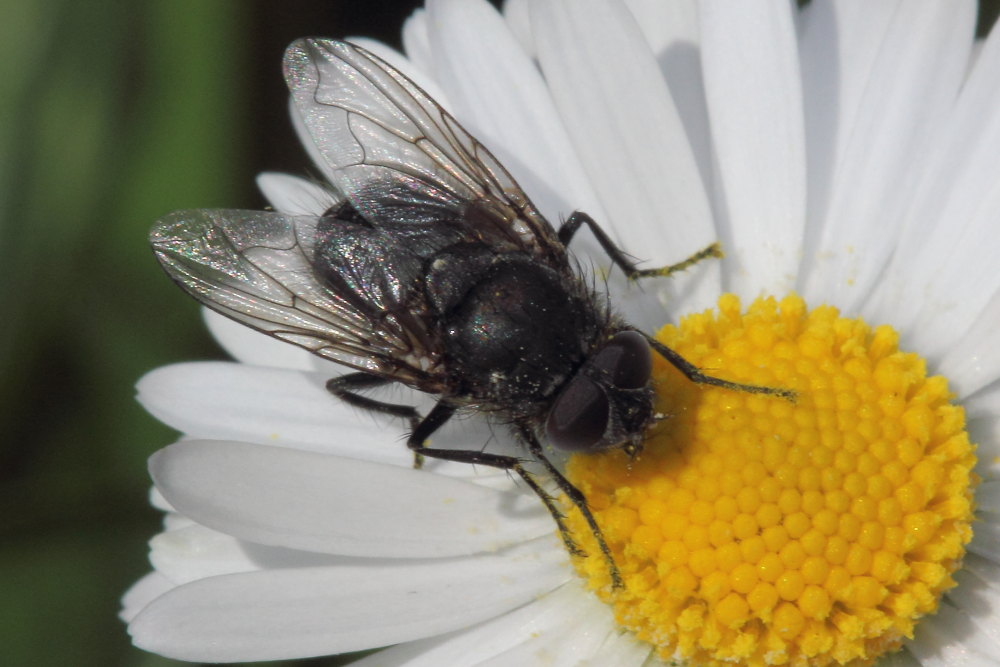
[151, 208, 441, 386]
[283, 38, 568, 267]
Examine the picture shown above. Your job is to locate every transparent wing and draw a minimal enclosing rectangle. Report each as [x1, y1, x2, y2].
[283, 37, 567, 266]
[150, 209, 441, 386]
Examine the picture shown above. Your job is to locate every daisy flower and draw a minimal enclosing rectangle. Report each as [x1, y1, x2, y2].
[124, 0, 1000, 665]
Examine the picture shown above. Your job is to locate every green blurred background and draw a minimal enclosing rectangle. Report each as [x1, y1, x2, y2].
[1, 1, 998, 666]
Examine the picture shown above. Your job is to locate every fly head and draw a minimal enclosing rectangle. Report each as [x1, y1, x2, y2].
[545, 330, 654, 454]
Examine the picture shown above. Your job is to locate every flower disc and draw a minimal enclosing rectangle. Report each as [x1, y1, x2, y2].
[564, 294, 978, 666]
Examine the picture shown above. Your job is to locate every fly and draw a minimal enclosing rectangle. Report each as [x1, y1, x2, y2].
[150, 39, 793, 589]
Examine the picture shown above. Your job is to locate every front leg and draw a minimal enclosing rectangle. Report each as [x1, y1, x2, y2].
[408, 403, 627, 586]
[646, 337, 797, 401]
[558, 211, 722, 280]
[516, 425, 624, 589]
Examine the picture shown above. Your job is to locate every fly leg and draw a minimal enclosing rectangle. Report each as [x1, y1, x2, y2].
[556, 214, 794, 401]
[558, 210, 722, 280]
[646, 337, 797, 401]
[407, 402, 624, 590]
[326, 372, 426, 466]
[516, 425, 623, 589]
[329, 376, 627, 588]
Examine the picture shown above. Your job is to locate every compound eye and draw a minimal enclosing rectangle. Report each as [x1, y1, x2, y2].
[545, 376, 610, 452]
[592, 331, 652, 389]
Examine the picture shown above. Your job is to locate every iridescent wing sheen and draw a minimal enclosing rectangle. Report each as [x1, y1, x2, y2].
[150, 209, 442, 386]
[283, 38, 568, 267]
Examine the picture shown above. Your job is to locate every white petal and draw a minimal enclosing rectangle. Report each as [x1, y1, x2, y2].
[128, 536, 568, 662]
[255, 171, 333, 216]
[801, 2, 976, 311]
[402, 8, 434, 76]
[969, 518, 1000, 561]
[937, 290, 1000, 397]
[958, 561, 1000, 651]
[623, 0, 695, 58]
[137, 361, 405, 458]
[426, 0, 604, 228]
[349, 583, 578, 666]
[965, 381, 1000, 425]
[149, 523, 266, 584]
[906, 602, 997, 665]
[980, 421, 1000, 464]
[963, 552, 1000, 590]
[148, 522, 425, 586]
[967, 412, 1000, 482]
[880, 648, 923, 667]
[530, 0, 720, 318]
[477, 583, 642, 667]
[589, 625, 654, 666]
[349, 580, 647, 667]
[868, 18, 1000, 354]
[977, 480, 1000, 516]
[150, 440, 553, 557]
[502, 0, 535, 57]
[623, 0, 711, 193]
[951, 556, 1000, 650]
[137, 360, 528, 479]
[202, 307, 322, 372]
[149, 486, 173, 512]
[699, 0, 806, 301]
[799, 0, 900, 243]
[120, 572, 174, 624]
[161, 512, 194, 532]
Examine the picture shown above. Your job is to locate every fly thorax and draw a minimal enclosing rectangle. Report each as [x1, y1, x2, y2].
[426, 246, 597, 404]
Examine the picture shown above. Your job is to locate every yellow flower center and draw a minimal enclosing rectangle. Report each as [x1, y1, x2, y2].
[563, 294, 977, 666]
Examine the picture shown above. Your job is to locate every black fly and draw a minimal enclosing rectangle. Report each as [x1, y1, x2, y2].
[150, 39, 793, 589]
